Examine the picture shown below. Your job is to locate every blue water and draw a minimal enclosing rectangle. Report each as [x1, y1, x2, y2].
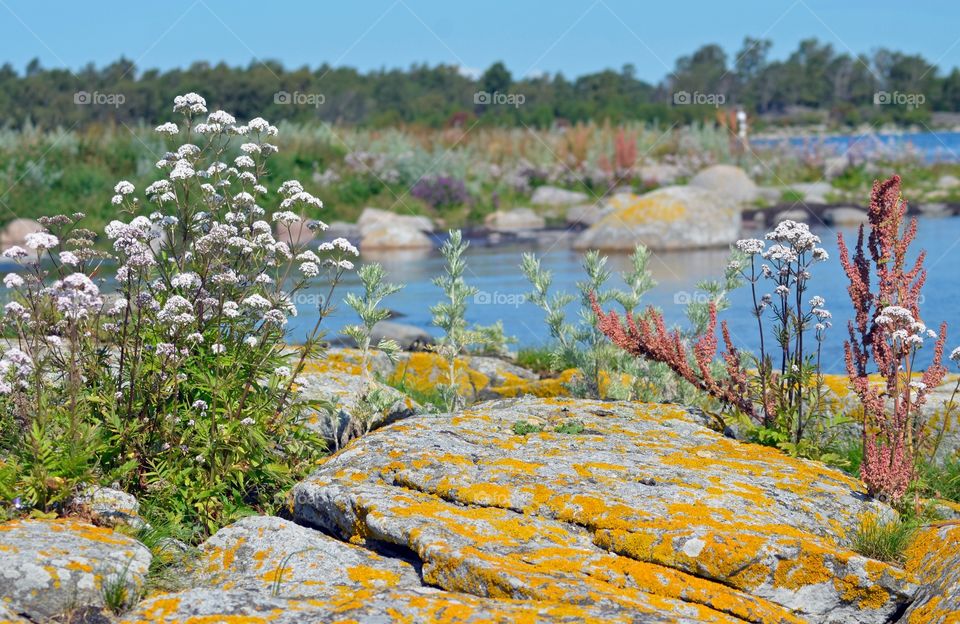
[751, 131, 960, 163]
[292, 217, 960, 374]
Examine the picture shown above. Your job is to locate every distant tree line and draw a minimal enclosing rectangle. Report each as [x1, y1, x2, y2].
[1, 37, 958, 129]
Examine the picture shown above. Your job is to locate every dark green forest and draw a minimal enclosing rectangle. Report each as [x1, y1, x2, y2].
[1, 37, 958, 129]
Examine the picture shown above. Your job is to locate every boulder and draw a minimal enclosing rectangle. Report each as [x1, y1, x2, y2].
[531, 186, 589, 207]
[388, 352, 544, 404]
[291, 397, 915, 624]
[0, 519, 151, 621]
[688, 164, 758, 205]
[194, 515, 422, 596]
[370, 320, 433, 350]
[484, 208, 546, 231]
[72, 485, 144, 529]
[917, 202, 952, 217]
[903, 523, 960, 623]
[824, 207, 869, 226]
[565, 203, 611, 227]
[295, 349, 418, 448]
[786, 181, 834, 204]
[333, 321, 433, 351]
[360, 223, 433, 250]
[775, 208, 811, 223]
[323, 221, 361, 240]
[0, 218, 44, 252]
[573, 187, 741, 251]
[274, 220, 317, 246]
[357, 207, 433, 235]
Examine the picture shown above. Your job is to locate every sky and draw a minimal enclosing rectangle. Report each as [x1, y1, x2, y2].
[0, 0, 957, 83]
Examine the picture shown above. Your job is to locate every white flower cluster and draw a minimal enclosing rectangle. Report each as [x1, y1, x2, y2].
[45, 273, 103, 320]
[875, 305, 936, 349]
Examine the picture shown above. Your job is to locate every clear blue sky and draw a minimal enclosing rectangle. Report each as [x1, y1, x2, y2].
[0, 0, 956, 83]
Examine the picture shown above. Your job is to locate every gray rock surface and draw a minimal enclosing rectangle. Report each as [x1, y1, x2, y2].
[291, 397, 913, 624]
[565, 203, 611, 227]
[902, 522, 960, 623]
[121, 586, 692, 623]
[0, 519, 151, 621]
[531, 185, 589, 206]
[574, 187, 741, 251]
[484, 208, 546, 231]
[295, 356, 418, 448]
[195, 515, 422, 596]
[688, 164, 758, 205]
[357, 207, 434, 235]
[823, 206, 869, 226]
[72, 486, 144, 529]
[360, 222, 433, 250]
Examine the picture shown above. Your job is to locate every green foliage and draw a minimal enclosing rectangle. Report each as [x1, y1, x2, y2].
[522, 245, 666, 400]
[0, 96, 353, 540]
[511, 421, 544, 436]
[851, 513, 919, 565]
[429, 230, 515, 411]
[343, 262, 404, 377]
[554, 421, 585, 435]
[914, 458, 960, 503]
[515, 346, 568, 375]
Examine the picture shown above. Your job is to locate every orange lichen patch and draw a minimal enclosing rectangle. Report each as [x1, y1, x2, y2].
[65, 560, 94, 573]
[485, 457, 543, 475]
[388, 352, 490, 396]
[904, 523, 960, 623]
[572, 462, 628, 478]
[204, 536, 247, 572]
[302, 350, 370, 377]
[601, 193, 688, 226]
[772, 550, 833, 589]
[833, 574, 890, 610]
[345, 565, 402, 589]
[490, 369, 578, 399]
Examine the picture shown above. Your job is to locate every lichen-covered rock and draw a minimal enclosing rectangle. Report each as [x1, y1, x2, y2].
[195, 515, 422, 597]
[73, 485, 144, 529]
[119, 586, 714, 624]
[292, 397, 914, 623]
[0, 519, 151, 621]
[389, 351, 543, 403]
[0, 603, 29, 624]
[296, 352, 419, 447]
[903, 522, 960, 623]
[573, 187, 740, 251]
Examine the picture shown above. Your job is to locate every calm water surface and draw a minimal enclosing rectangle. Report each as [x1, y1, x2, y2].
[292, 217, 960, 373]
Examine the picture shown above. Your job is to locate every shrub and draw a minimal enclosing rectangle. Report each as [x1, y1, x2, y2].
[0, 94, 356, 536]
[411, 175, 470, 210]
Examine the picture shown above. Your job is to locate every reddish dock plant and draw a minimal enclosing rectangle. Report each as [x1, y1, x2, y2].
[838, 174, 947, 503]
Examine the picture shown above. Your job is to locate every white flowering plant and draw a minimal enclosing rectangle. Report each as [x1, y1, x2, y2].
[0, 94, 355, 535]
[734, 221, 844, 460]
